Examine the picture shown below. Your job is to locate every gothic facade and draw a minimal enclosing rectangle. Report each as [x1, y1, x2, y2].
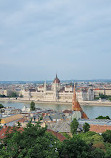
[20, 75, 94, 102]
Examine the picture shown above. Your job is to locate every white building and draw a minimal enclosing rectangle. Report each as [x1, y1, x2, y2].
[20, 75, 94, 102]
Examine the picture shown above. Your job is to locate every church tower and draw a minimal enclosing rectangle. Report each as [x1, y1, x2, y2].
[52, 74, 60, 101]
[72, 83, 88, 119]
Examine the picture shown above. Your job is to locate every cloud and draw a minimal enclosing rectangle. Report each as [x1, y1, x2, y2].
[0, 0, 111, 80]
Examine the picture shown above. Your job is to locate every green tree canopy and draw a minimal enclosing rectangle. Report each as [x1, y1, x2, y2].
[96, 116, 110, 119]
[8, 92, 18, 98]
[105, 149, 111, 158]
[30, 101, 35, 111]
[17, 122, 21, 128]
[0, 104, 4, 108]
[0, 122, 111, 158]
[79, 131, 104, 146]
[0, 122, 59, 158]
[90, 148, 105, 158]
[70, 118, 79, 135]
[102, 130, 111, 143]
[19, 94, 23, 98]
[83, 122, 90, 133]
[0, 95, 6, 98]
[58, 135, 90, 158]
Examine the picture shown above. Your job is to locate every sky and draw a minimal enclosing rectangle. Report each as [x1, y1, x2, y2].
[0, 0, 111, 81]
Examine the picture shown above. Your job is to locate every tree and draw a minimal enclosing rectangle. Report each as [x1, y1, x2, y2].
[70, 118, 79, 135]
[0, 104, 4, 108]
[19, 94, 23, 98]
[96, 116, 110, 119]
[17, 122, 21, 128]
[58, 135, 90, 158]
[105, 149, 111, 158]
[0, 95, 6, 98]
[102, 130, 111, 143]
[83, 122, 90, 133]
[9, 92, 18, 98]
[90, 148, 105, 158]
[61, 133, 71, 139]
[79, 131, 104, 146]
[99, 94, 107, 99]
[0, 122, 59, 158]
[30, 101, 35, 111]
[106, 116, 110, 119]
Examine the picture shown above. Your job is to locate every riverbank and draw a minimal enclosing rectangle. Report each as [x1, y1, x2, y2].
[0, 98, 111, 106]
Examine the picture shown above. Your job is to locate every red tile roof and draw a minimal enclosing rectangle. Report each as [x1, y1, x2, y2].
[90, 124, 111, 133]
[63, 110, 72, 114]
[0, 126, 24, 139]
[0, 126, 66, 142]
[17, 118, 26, 123]
[94, 88, 101, 90]
[47, 129, 66, 141]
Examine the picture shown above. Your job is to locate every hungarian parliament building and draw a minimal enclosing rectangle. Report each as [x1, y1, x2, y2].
[20, 75, 94, 102]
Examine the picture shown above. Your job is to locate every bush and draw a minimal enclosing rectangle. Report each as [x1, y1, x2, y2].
[70, 118, 79, 135]
[83, 122, 90, 132]
[102, 130, 111, 143]
[90, 148, 105, 158]
[0, 104, 4, 108]
[30, 101, 35, 111]
[58, 135, 90, 158]
[96, 116, 110, 119]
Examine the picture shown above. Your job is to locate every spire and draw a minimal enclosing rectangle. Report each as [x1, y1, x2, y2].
[72, 83, 88, 119]
[53, 74, 60, 83]
[72, 83, 81, 111]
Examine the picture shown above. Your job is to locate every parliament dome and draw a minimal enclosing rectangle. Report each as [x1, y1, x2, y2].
[53, 74, 60, 83]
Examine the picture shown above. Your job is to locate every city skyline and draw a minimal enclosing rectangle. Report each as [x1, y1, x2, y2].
[0, 0, 111, 81]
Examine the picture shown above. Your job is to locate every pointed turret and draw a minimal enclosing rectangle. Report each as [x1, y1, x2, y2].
[72, 83, 88, 119]
[72, 83, 82, 111]
[53, 74, 60, 83]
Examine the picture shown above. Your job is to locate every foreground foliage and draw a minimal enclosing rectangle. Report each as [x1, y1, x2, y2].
[30, 101, 35, 111]
[102, 130, 111, 143]
[0, 104, 4, 109]
[0, 122, 59, 158]
[70, 118, 79, 134]
[58, 135, 90, 158]
[1, 121, 111, 158]
[83, 122, 90, 132]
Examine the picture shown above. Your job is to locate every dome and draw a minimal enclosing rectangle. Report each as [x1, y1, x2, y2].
[53, 74, 60, 83]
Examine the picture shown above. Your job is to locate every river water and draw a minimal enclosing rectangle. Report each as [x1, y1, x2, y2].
[0, 101, 111, 119]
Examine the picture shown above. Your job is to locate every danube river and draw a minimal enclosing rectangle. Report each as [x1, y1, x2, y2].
[0, 101, 111, 119]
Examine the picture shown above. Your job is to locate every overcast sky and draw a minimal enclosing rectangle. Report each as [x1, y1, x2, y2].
[0, 0, 111, 81]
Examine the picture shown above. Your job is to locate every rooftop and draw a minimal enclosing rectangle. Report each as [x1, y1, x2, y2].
[90, 124, 111, 133]
[1, 114, 24, 124]
[79, 119, 111, 126]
